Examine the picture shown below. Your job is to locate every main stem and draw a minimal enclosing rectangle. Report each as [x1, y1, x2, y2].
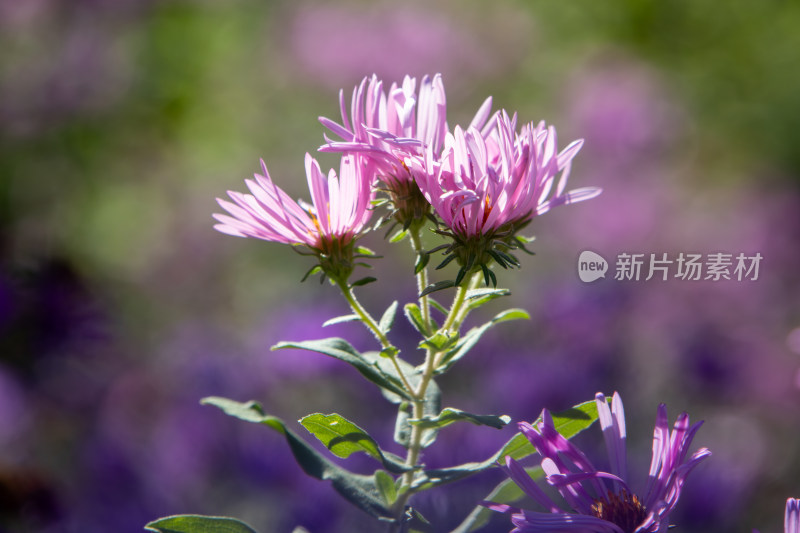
[393, 271, 482, 520]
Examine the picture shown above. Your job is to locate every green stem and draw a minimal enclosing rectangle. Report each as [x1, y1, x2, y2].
[447, 272, 482, 334]
[409, 227, 431, 334]
[393, 271, 483, 519]
[335, 279, 414, 395]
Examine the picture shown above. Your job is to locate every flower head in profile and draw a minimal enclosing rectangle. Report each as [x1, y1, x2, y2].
[412, 111, 601, 285]
[754, 498, 800, 533]
[490, 392, 710, 533]
[213, 153, 374, 283]
[319, 73, 492, 229]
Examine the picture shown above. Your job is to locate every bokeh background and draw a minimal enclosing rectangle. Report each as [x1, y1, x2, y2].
[2, 0, 800, 532]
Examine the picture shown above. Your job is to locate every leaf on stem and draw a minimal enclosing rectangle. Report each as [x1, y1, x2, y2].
[298, 413, 409, 474]
[350, 276, 377, 288]
[414, 252, 430, 275]
[322, 314, 361, 327]
[436, 308, 530, 373]
[449, 467, 542, 533]
[373, 470, 398, 506]
[411, 399, 601, 492]
[144, 515, 259, 533]
[389, 229, 408, 243]
[200, 397, 392, 519]
[418, 330, 459, 352]
[419, 280, 455, 297]
[464, 288, 511, 310]
[379, 301, 398, 335]
[273, 338, 411, 400]
[409, 408, 511, 430]
[404, 303, 432, 336]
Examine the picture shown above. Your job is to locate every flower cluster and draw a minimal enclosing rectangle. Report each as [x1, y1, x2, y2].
[214, 73, 600, 287]
[490, 392, 711, 533]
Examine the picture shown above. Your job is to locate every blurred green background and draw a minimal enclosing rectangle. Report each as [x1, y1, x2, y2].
[2, 1, 800, 532]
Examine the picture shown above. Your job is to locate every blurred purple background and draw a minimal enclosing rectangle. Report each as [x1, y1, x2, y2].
[2, 1, 799, 532]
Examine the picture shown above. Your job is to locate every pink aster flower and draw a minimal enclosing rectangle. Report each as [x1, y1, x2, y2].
[754, 498, 800, 533]
[319, 73, 492, 227]
[490, 392, 710, 533]
[411, 110, 600, 284]
[213, 153, 373, 281]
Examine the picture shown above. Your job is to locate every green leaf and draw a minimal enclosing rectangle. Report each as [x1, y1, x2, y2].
[379, 346, 399, 358]
[144, 515, 258, 533]
[414, 252, 430, 275]
[450, 467, 543, 533]
[379, 301, 398, 335]
[419, 280, 455, 297]
[404, 303, 430, 336]
[436, 308, 529, 373]
[299, 413, 410, 473]
[418, 330, 459, 352]
[389, 229, 408, 243]
[350, 276, 377, 287]
[491, 308, 530, 323]
[496, 398, 601, 461]
[465, 287, 510, 301]
[409, 408, 511, 430]
[355, 246, 378, 257]
[272, 338, 410, 400]
[201, 397, 391, 519]
[374, 470, 397, 506]
[412, 399, 601, 492]
[322, 314, 361, 327]
[428, 298, 447, 316]
[301, 265, 322, 282]
[300, 413, 382, 460]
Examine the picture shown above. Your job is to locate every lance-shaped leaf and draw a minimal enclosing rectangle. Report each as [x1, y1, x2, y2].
[373, 470, 398, 506]
[322, 314, 361, 327]
[449, 466, 543, 533]
[379, 301, 398, 335]
[436, 308, 530, 373]
[404, 303, 435, 336]
[299, 413, 409, 473]
[411, 399, 600, 492]
[145, 515, 259, 533]
[201, 397, 391, 520]
[273, 338, 411, 400]
[409, 408, 511, 431]
[463, 288, 510, 310]
[419, 280, 455, 297]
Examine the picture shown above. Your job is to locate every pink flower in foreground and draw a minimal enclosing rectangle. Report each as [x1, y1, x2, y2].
[412, 111, 600, 284]
[319, 73, 492, 227]
[214, 153, 373, 281]
[490, 392, 710, 533]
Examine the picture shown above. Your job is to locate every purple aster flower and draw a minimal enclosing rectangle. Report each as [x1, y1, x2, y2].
[754, 498, 800, 533]
[213, 153, 373, 281]
[491, 392, 710, 533]
[411, 111, 600, 283]
[319, 73, 492, 227]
